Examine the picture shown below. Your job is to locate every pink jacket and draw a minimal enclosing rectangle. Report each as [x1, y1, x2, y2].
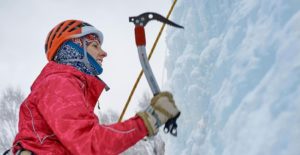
[13, 62, 148, 155]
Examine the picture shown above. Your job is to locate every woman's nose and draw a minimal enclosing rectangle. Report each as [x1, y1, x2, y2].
[102, 50, 107, 57]
[100, 49, 107, 57]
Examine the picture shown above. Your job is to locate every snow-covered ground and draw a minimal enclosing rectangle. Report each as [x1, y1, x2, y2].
[164, 0, 300, 154]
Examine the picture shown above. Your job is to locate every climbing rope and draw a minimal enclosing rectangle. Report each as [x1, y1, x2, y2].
[118, 0, 179, 122]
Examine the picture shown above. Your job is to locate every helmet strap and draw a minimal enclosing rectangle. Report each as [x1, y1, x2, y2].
[82, 38, 95, 74]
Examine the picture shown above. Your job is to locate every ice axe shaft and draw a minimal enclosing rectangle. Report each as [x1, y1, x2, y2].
[130, 12, 183, 136]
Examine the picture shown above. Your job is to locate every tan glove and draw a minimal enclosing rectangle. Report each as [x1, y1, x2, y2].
[137, 91, 180, 136]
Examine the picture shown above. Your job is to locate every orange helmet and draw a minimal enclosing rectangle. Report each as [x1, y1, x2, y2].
[45, 20, 103, 61]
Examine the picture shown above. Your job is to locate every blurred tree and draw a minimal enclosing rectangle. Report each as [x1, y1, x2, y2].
[122, 91, 165, 155]
[0, 87, 24, 152]
[96, 91, 165, 154]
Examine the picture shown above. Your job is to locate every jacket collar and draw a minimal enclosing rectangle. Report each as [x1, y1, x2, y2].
[32, 61, 106, 108]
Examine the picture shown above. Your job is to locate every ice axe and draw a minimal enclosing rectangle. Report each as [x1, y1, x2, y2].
[129, 12, 183, 136]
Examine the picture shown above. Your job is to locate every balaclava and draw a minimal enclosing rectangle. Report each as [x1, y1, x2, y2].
[54, 34, 103, 76]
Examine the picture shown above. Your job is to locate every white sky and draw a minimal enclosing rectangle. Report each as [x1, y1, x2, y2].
[0, 0, 174, 119]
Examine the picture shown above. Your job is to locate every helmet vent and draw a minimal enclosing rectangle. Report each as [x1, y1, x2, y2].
[68, 22, 83, 32]
[49, 22, 67, 49]
[83, 22, 92, 26]
[45, 29, 54, 52]
[55, 22, 64, 38]
[60, 20, 76, 34]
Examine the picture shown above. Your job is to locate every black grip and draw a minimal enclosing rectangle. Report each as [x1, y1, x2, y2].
[164, 112, 181, 136]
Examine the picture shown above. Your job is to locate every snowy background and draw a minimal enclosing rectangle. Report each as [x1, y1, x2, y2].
[1, 0, 300, 154]
[164, 0, 300, 155]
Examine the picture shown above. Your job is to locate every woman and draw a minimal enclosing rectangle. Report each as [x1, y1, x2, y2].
[11, 20, 180, 155]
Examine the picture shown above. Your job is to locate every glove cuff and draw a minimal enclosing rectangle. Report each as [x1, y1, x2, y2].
[137, 109, 159, 136]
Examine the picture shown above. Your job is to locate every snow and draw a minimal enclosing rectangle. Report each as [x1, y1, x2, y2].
[164, 0, 300, 154]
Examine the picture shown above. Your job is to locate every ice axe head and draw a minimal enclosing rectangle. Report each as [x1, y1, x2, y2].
[129, 12, 184, 28]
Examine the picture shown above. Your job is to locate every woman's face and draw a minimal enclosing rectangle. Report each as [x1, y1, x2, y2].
[86, 40, 107, 66]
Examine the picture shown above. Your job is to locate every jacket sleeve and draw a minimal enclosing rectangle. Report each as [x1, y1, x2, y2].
[36, 74, 148, 155]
